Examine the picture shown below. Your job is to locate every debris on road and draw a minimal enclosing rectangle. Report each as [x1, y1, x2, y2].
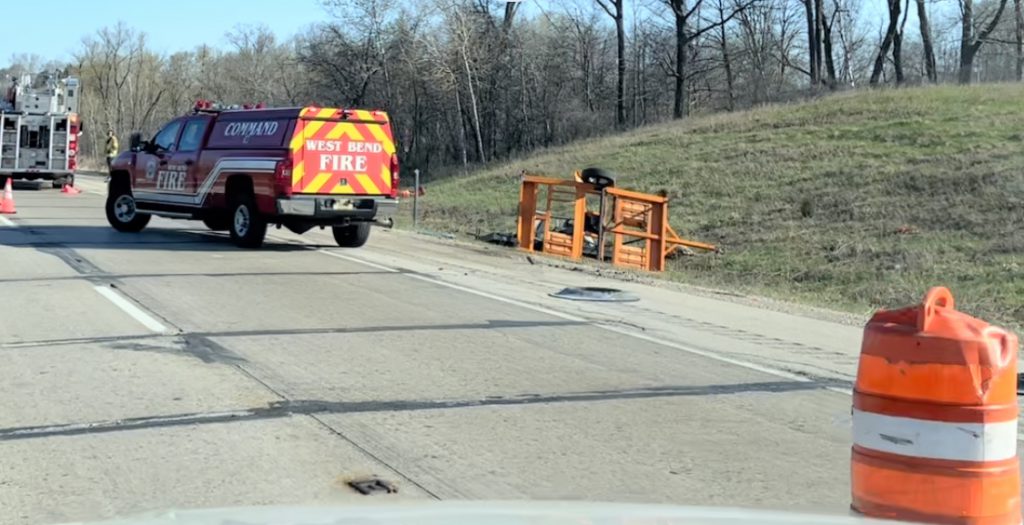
[516, 169, 719, 272]
[348, 477, 399, 495]
[550, 286, 639, 303]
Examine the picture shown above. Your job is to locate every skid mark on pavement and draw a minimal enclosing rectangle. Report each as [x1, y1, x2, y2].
[0, 379, 833, 442]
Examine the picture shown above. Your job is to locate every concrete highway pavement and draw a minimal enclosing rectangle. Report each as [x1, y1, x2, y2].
[3, 178, 860, 524]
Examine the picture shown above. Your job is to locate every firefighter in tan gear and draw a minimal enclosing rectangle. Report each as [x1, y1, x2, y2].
[105, 129, 119, 169]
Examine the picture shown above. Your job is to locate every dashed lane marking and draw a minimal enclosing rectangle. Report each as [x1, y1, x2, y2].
[93, 285, 169, 333]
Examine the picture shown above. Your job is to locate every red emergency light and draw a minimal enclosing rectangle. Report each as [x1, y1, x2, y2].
[68, 122, 79, 171]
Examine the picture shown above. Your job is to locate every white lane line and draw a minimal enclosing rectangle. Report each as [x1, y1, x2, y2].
[322, 249, 1024, 441]
[0, 216, 16, 227]
[315, 249, 845, 391]
[93, 286, 169, 333]
[318, 249, 400, 273]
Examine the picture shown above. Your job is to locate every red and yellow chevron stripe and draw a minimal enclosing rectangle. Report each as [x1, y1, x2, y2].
[290, 107, 396, 196]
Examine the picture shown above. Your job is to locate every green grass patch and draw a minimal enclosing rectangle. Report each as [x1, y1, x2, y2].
[400, 84, 1024, 330]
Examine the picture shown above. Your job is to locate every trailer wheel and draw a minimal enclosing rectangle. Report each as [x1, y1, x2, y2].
[580, 167, 616, 190]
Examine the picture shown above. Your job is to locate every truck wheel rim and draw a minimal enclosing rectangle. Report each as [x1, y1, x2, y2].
[234, 205, 250, 236]
[114, 195, 136, 222]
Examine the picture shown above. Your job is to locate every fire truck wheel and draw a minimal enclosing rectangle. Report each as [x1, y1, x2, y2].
[228, 193, 267, 248]
[106, 188, 151, 233]
[52, 174, 74, 189]
[332, 223, 371, 248]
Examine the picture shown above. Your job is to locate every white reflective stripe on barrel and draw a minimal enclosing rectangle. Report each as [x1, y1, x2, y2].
[853, 408, 1018, 462]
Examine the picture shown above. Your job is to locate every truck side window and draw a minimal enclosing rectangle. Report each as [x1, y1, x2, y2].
[152, 121, 183, 152]
[177, 119, 208, 153]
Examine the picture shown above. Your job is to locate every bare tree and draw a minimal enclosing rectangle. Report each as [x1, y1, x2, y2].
[958, 0, 1010, 84]
[715, 0, 737, 109]
[892, 0, 911, 84]
[870, 0, 902, 85]
[802, 0, 820, 85]
[595, 0, 626, 126]
[1016, 0, 1023, 80]
[914, 0, 938, 82]
[445, 3, 487, 163]
[661, 0, 756, 118]
[819, 0, 838, 87]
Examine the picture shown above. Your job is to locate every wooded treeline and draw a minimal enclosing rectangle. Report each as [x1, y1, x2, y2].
[2, 0, 1021, 172]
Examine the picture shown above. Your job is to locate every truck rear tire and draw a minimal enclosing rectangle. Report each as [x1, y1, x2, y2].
[332, 223, 371, 248]
[228, 193, 267, 248]
[52, 174, 74, 189]
[106, 185, 151, 233]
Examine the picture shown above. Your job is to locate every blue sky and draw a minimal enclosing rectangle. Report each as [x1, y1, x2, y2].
[2, 0, 963, 69]
[1, 0, 327, 66]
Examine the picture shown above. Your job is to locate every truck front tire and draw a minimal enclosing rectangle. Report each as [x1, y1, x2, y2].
[106, 185, 151, 233]
[332, 223, 371, 248]
[228, 194, 267, 248]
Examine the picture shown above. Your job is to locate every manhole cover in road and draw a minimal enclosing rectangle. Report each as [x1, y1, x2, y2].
[550, 286, 639, 302]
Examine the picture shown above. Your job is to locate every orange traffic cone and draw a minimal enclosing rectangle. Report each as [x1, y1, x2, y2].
[61, 184, 81, 195]
[0, 178, 16, 214]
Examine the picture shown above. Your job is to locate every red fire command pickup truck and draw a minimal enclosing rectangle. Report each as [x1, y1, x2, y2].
[106, 102, 399, 248]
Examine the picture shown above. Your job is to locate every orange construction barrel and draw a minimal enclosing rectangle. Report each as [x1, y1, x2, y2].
[851, 287, 1020, 525]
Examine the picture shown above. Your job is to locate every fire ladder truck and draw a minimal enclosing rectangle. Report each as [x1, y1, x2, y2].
[0, 74, 81, 187]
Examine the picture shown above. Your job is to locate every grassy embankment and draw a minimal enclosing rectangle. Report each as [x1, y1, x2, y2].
[401, 85, 1024, 329]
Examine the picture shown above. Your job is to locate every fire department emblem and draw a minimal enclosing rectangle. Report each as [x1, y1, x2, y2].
[145, 159, 157, 180]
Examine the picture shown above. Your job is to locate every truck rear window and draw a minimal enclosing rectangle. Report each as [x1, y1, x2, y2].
[206, 118, 291, 149]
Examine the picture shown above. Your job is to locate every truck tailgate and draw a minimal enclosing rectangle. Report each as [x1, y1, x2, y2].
[291, 109, 395, 196]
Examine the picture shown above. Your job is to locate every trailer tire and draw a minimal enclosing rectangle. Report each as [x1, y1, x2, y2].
[332, 223, 371, 248]
[580, 167, 616, 190]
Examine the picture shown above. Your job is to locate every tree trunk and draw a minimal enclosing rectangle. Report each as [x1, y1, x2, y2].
[673, 8, 689, 118]
[893, 26, 904, 84]
[813, 0, 825, 84]
[959, 0, 1010, 84]
[916, 0, 938, 82]
[453, 85, 468, 167]
[893, 0, 909, 84]
[614, 2, 626, 126]
[820, 2, 837, 87]
[596, 0, 626, 125]
[718, 9, 735, 110]
[1016, 0, 1023, 81]
[870, 0, 901, 85]
[460, 48, 486, 163]
[802, 0, 819, 86]
[960, 0, 975, 83]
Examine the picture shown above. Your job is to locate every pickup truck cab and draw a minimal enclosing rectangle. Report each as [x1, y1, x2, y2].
[106, 101, 399, 248]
